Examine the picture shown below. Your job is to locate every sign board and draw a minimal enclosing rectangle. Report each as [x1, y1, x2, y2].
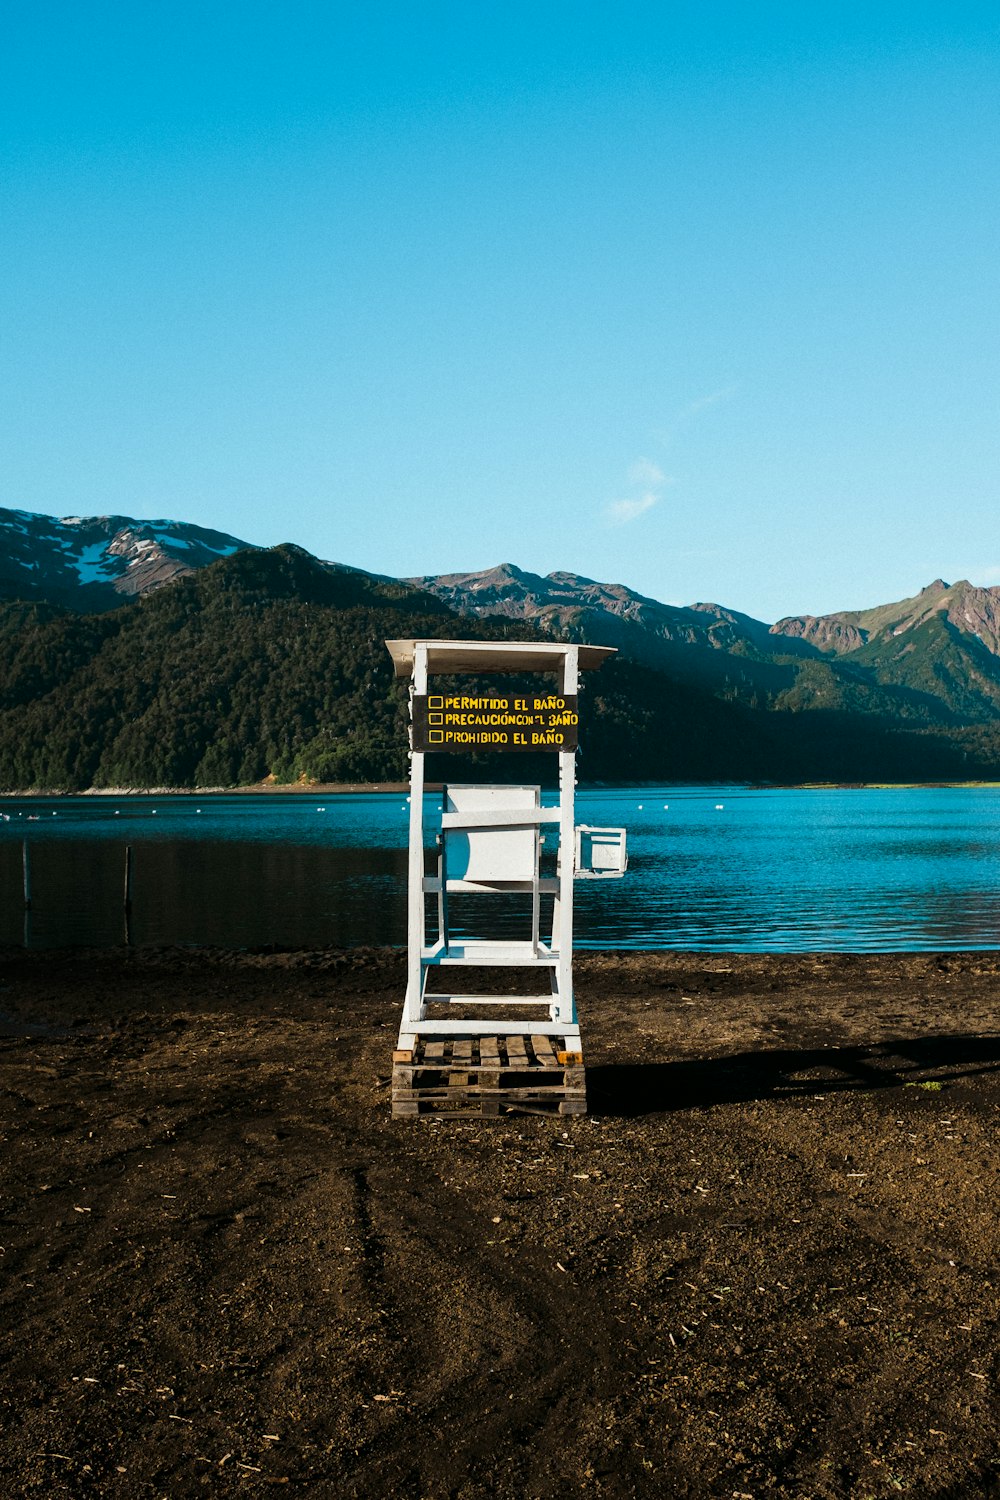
[411, 693, 579, 752]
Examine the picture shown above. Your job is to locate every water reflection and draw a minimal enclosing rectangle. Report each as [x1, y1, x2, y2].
[0, 839, 406, 949]
[3, 785, 1000, 950]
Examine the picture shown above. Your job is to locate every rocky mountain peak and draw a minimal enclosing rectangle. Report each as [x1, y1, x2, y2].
[0, 508, 249, 609]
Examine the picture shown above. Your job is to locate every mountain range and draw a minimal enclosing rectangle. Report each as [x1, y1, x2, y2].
[2, 505, 1000, 787]
[408, 561, 1000, 728]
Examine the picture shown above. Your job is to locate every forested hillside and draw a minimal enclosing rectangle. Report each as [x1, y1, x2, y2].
[0, 547, 447, 788]
[1, 544, 1000, 790]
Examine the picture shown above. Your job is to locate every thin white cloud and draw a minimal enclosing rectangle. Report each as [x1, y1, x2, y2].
[627, 457, 667, 487]
[683, 384, 738, 418]
[606, 493, 659, 525]
[603, 450, 675, 527]
[655, 384, 738, 448]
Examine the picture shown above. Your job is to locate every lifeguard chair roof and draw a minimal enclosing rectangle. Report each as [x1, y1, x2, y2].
[385, 638, 616, 678]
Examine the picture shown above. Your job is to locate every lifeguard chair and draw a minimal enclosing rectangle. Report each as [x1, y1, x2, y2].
[385, 638, 627, 1118]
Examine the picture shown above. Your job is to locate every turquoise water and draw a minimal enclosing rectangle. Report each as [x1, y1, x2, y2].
[3, 785, 1000, 950]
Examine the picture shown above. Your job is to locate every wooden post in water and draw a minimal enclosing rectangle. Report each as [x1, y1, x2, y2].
[22, 840, 31, 950]
[123, 845, 134, 947]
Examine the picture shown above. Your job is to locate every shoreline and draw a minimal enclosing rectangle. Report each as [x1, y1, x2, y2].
[4, 778, 1000, 798]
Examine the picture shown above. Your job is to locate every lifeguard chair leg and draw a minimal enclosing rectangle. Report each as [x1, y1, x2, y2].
[552, 647, 579, 1033]
[400, 644, 428, 1050]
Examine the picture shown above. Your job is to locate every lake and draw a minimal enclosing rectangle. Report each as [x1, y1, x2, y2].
[3, 785, 1000, 951]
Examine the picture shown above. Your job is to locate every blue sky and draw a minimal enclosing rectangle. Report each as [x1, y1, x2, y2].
[2, 3, 999, 621]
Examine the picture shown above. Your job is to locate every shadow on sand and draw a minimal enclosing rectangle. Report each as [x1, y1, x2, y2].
[586, 1034, 1000, 1117]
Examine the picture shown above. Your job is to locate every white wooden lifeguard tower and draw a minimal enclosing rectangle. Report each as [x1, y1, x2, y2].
[385, 638, 627, 1118]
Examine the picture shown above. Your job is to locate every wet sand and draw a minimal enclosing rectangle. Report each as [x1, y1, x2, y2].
[1, 947, 998, 1498]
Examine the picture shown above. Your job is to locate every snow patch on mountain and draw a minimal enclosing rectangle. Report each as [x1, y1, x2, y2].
[0, 507, 252, 609]
[72, 541, 117, 582]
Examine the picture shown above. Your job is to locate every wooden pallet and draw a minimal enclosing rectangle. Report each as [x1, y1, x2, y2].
[391, 1035, 586, 1118]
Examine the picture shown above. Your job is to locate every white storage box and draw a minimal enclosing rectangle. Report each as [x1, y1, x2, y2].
[575, 825, 627, 879]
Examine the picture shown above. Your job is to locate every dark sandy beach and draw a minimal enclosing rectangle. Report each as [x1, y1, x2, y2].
[1, 947, 998, 1498]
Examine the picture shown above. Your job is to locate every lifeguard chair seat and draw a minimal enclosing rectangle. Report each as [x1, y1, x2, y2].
[437, 785, 543, 955]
